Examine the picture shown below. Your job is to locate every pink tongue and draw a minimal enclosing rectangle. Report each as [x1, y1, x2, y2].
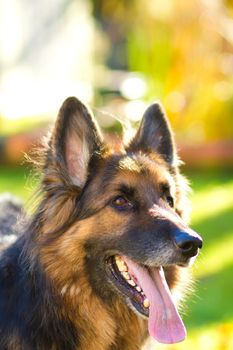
[123, 257, 186, 344]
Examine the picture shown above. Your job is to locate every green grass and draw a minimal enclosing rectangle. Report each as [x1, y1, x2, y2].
[0, 166, 233, 349]
[0, 166, 38, 206]
[179, 170, 233, 350]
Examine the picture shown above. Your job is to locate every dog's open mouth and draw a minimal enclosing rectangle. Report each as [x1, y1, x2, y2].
[107, 255, 149, 316]
[107, 255, 186, 344]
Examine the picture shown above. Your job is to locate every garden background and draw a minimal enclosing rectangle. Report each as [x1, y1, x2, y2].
[0, 1, 233, 349]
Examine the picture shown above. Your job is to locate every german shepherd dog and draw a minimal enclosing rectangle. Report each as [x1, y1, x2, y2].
[0, 97, 202, 350]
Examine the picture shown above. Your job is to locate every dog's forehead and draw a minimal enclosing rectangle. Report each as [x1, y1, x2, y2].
[101, 153, 175, 193]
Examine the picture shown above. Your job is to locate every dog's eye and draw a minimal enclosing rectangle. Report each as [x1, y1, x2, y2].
[111, 196, 133, 211]
[166, 196, 174, 208]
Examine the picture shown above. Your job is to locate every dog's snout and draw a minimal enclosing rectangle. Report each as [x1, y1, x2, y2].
[174, 231, 203, 257]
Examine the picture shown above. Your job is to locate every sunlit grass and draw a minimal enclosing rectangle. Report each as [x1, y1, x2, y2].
[194, 233, 233, 278]
[191, 182, 233, 224]
[145, 322, 233, 350]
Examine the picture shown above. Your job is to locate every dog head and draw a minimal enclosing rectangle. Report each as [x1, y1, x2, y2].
[38, 97, 202, 344]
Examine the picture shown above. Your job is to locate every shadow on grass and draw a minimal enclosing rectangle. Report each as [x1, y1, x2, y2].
[192, 206, 233, 245]
[186, 170, 233, 192]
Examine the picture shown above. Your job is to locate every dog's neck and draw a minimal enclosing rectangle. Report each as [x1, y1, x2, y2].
[108, 301, 148, 350]
[55, 275, 148, 349]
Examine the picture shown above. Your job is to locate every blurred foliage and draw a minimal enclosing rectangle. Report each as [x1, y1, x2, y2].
[1, 0, 232, 145]
[0, 117, 48, 136]
[92, 0, 233, 144]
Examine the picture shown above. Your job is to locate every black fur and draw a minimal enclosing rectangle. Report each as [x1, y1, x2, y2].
[0, 237, 79, 350]
[127, 102, 176, 164]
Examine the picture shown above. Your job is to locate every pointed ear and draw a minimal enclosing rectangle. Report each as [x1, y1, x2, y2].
[126, 102, 176, 164]
[46, 97, 103, 187]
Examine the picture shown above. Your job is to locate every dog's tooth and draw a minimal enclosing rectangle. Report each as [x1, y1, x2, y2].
[136, 286, 141, 292]
[115, 255, 122, 262]
[143, 298, 150, 308]
[127, 279, 136, 286]
[120, 264, 128, 272]
[116, 261, 127, 272]
[115, 259, 121, 268]
[122, 272, 130, 280]
[121, 266, 128, 272]
[115, 256, 128, 272]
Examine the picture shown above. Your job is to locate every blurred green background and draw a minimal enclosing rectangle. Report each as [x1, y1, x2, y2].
[0, 1, 233, 349]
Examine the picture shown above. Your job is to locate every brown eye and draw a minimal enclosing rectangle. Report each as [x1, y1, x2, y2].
[166, 196, 174, 208]
[114, 197, 127, 206]
[111, 196, 133, 211]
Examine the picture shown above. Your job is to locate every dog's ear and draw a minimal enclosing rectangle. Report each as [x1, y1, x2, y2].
[46, 97, 103, 187]
[126, 102, 176, 164]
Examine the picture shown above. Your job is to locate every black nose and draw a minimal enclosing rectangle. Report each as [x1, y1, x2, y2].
[174, 231, 203, 258]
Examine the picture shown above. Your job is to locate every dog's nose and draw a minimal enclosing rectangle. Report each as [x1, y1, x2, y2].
[174, 231, 203, 257]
